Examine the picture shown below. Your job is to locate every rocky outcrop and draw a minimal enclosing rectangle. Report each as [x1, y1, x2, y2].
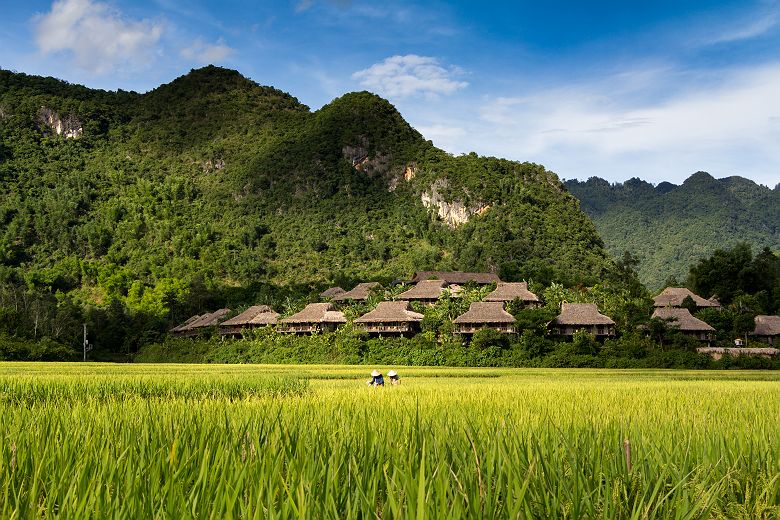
[421, 179, 491, 228]
[0, 106, 8, 120]
[37, 107, 82, 139]
[342, 136, 393, 180]
[342, 136, 369, 167]
[354, 152, 390, 177]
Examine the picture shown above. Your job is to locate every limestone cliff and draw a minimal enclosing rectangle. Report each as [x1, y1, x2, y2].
[38, 107, 83, 139]
[421, 179, 490, 228]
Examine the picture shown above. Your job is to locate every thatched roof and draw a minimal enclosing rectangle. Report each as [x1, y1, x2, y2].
[249, 309, 280, 325]
[355, 301, 424, 323]
[171, 314, 203, 333]
[221, 305, 278, 327]
[484, 282, 540, 303]
[397, 280, 448, 300]
[653, 287, 720, 308]
[319, 287, 346, 299]
[179, 309, 231, 331]
[551, 303, 614, 326]
[410, 271, 501, 284]
[332, 282, 381, 302]
[652, 307, 715, 332]
[281, 303, 347, 324]
[754, 315, 780, 336]
[453, 302, 515, 324]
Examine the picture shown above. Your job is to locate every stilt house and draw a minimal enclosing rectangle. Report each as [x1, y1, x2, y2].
[354, 301, 423, 336]
[331, 282, 381, 303]
[653, 287, 720, 309]
[548, 303, 615, 338]
[396, 279, 450, 304]
[752, 315, 780, 346]
[453, 302, 516, 334]
[219, 305, 279, 337]
[278, 303, 346, 334]
[652, 307, 715, 345]
[171, 309, 231, 338]
[483, 282, 540, 307]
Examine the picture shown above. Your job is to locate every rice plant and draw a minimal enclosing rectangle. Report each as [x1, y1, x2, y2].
[0, 364, 777, 518]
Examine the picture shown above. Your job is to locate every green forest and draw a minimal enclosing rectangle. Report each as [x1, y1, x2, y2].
[0, 67, 778, 366]
[0, 66, 609, 358]
[136, 243, 780, 369]
[565, 173, 780, 289]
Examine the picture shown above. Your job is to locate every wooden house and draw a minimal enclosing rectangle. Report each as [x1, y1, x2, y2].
[548, 303, 615, 338]
[170, 314, 203, 336]
[331, 282, 381, 303]
[653, 287, 720, 309]
[171, 309, 231, 338]
[396, 279, 450, 304]
[483, 282, 540, 307]
[752, 315, 780, 346]
[652, 307, 715, 345]
[278, 303, 346, 334]
[354, 301, 423, 336]
[410, 271, 501, 285]
[453, 302, 516, 334]
[219, 305, 279, 338]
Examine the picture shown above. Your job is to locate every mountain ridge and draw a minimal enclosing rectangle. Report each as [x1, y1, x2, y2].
[565, 172, 779, 289]
[0, 66, 612, 331]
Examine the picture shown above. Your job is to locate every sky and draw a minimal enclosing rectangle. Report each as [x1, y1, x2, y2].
[2, 0, 780, 186]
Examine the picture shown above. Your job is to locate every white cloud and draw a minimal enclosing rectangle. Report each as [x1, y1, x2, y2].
[352, 55, 467, 98]
[706, 13, 778, 44]
[479, 64, 780, 157]
[32, 0, 163, 75]
[414, 123, 466, 150]
[180, 38, 234, 64]
[294, 0, 314, 13]
[403, 63, 780, 185]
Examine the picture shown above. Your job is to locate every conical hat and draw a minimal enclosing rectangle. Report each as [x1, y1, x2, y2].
[387, 370, 397, 377]
[371, 369, 381, 377]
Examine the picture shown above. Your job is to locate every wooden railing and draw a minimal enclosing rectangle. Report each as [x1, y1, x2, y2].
[278, 325, 319, 333]
[359, 324, 414, 333]
[454, 325, 515, 334]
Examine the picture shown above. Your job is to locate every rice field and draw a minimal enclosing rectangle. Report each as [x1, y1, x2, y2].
[0, 364, 778, 518]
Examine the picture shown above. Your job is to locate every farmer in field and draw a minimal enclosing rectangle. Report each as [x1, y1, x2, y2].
[387, 370, 400, 385]
[366, 369, 384, 387]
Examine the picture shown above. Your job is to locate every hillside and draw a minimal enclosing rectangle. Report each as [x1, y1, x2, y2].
[565, 173, 780, 289]
[0, 66, 612, 350]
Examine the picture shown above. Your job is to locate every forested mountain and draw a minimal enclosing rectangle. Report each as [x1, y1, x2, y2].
[565, 173, 780, 289]
[0, 66, 612, 353]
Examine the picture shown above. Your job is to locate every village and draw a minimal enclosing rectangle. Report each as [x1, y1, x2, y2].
[171, 271, 780, 358]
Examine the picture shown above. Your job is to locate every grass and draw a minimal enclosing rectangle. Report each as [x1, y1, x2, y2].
[0, 363, 778, 518]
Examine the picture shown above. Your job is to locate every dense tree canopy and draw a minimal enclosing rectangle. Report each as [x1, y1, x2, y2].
[0, 66, 613, 356]
[566, 174, 779, 289]
[687, 243, 779, 314]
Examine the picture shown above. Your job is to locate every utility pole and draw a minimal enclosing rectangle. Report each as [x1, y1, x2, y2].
[83, 323, 92, 362]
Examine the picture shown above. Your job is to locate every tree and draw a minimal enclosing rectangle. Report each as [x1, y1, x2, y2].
[680, 295, 697, 314]
[687, 243, 779, 313]
[608, 251, 645, 297]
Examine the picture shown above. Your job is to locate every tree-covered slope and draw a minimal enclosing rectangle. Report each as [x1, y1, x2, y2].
[565, 172, 780, 289]
[0, 66, 611, 348]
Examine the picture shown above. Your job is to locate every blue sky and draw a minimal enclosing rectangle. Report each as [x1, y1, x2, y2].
[2, 0, 780, 186]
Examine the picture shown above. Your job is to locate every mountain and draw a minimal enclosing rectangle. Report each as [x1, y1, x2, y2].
[0, 66, 611, 326]
[565, 173, 780, 289]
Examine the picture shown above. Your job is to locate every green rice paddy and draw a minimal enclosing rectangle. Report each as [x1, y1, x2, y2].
[0, 363, 778, 518]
